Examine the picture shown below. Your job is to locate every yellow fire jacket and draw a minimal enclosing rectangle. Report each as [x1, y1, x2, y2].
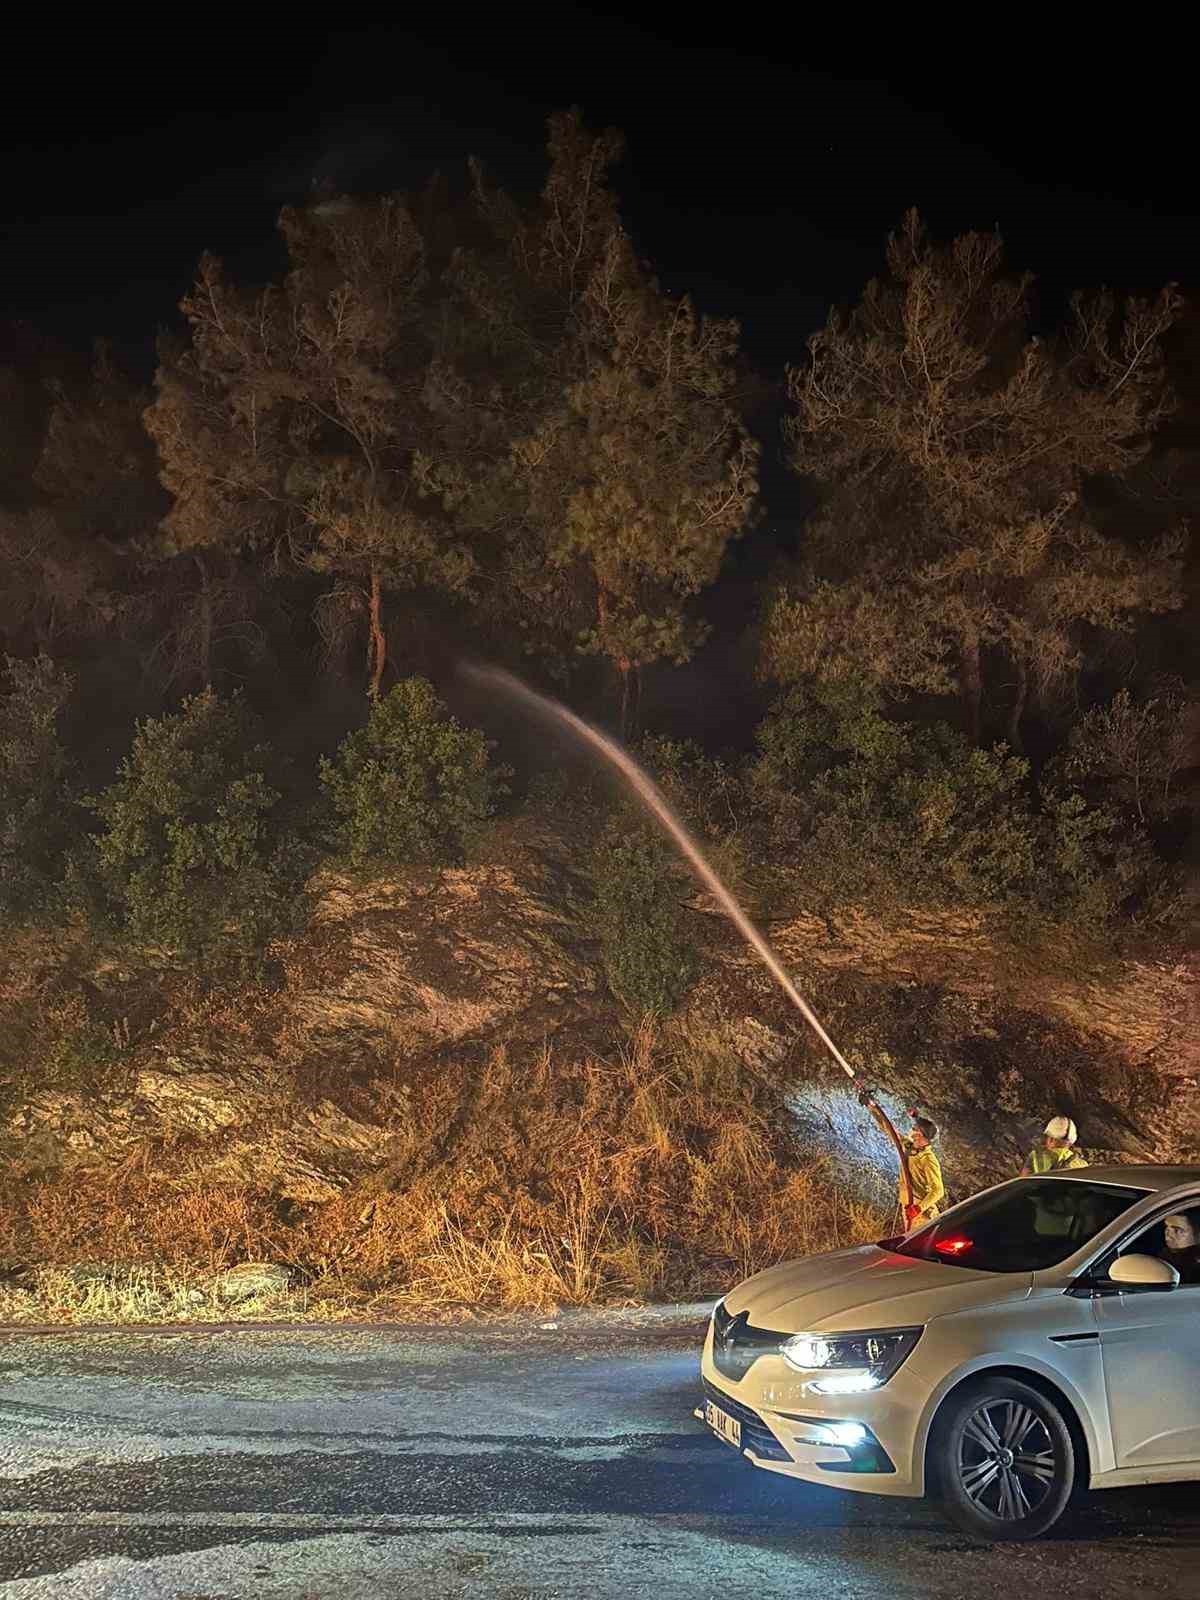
[1026, 1143, 1088, 1176]
[903, 1140, 945, 1220]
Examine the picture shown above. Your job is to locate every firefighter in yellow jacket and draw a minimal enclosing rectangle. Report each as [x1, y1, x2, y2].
[858, 1090, 946, 1230]
[1021, 1115, 1087, 1177]
[902, 1110, 945, 1229]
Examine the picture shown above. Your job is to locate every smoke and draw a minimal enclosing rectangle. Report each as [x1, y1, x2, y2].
[310, 130, 398, 193]
[265, 126, 403, 209]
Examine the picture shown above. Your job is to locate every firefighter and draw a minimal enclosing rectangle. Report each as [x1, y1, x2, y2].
[903, 1110, 945, 1229]
[1020, 1115, 1087, 1177]
[857, 1089, 945, 1230]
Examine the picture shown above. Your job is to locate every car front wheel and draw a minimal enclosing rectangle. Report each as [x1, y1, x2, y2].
[931, 1376, 1076, 1541]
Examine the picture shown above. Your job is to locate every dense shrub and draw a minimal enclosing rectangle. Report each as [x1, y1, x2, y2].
[750, 681, 1041, 909]
[87, 689, 300, 971]
[0, 654, 80, 921]
[639, 735, 744, 839]
[637, 733, 763, 914]
[751, 676, 908, 795]
[589, 815, 699, 1013]
[320, 677, 505, 869]
[1041, 788, 1178, 927]
[747, 678, 1173, 927]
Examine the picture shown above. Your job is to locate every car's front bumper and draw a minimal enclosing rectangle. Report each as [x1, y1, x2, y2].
[697, 1318, 926, 1496]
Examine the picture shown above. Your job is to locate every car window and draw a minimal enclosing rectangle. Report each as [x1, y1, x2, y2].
[887, 1179, 1149, 1273]
[1117, 1202, 1200, 1286]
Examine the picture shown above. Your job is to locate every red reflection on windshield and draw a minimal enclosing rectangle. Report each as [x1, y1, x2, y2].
[934, 1236, 971, 1255]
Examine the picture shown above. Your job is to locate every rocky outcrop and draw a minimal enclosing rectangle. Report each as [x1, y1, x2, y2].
[684, 899, 1200, 1193]
[285, 852, 602, 1064]
[3, 831, 607, 1203]
[7, 1054, 402, 1202]
[215, 1261, 291, 1302]
[4, 824, 1198, 1208]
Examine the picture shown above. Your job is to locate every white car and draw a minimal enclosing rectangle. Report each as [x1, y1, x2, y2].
[697, 1164, 1200, 1539]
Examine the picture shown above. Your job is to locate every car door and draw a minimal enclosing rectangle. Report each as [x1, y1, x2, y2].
[1093, 1202, 1200, 1470]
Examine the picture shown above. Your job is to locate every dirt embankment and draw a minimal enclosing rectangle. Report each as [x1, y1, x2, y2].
[2, 819, 1197, 1321]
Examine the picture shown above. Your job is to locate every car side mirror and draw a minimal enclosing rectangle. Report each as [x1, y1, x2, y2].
[1109, 1253, 1180, 1291]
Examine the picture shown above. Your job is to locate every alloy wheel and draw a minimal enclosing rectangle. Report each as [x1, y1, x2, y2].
[956, 1398, 1057, 1522]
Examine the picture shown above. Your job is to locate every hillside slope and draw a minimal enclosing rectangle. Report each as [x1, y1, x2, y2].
[2, 819, 1197, 1316]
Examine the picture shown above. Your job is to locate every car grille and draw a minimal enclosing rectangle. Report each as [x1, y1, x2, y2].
[711, 1300, 786, 1381]
[702, 1377, 791, 1462]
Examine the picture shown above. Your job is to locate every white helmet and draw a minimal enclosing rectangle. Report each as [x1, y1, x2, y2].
[1044, 1115, 1077, 1144]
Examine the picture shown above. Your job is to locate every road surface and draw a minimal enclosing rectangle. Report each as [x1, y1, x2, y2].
[0, 1310, 1195, 1598]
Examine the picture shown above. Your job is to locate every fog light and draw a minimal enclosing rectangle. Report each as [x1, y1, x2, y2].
[773, 1413, 896, 1474]
[825, 1422, 868, 1447]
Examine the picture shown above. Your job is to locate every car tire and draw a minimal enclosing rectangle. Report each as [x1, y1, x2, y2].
[931, 1376, 1076, 1541]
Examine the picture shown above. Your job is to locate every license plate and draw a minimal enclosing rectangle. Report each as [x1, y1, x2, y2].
[705, 1399, 742, 1449]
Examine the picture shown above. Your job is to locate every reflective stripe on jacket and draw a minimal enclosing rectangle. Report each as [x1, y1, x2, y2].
[1026, 1143, 1088, 1175]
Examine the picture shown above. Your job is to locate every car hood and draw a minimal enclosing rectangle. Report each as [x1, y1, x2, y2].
[724, 1244, 1031, 1332]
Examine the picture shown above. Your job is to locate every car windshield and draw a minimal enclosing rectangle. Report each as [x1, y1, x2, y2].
[885, 1179, 1150, 1273]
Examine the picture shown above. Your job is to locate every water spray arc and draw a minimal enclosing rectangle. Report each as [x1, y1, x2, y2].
[462, 663, 913, 1211]
[464, 664, 854, 1071]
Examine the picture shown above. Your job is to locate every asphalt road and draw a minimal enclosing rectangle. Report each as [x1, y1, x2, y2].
[0, 1310, 1196, 1598]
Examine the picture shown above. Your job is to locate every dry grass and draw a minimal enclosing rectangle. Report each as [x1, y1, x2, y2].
[0, 1265, 298, 1325]
[0, 1015, 889, 1324]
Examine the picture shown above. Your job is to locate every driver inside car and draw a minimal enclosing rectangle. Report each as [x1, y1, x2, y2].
[1161, 1212, 1200, 1284]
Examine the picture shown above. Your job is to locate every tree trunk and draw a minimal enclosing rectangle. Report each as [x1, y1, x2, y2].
[596, 583, 633, 737]
[367, 569, 387, 701]
[195, 554, 213, 689]
[1007, 652, 1028, 753]
[959, 631, 982, 746]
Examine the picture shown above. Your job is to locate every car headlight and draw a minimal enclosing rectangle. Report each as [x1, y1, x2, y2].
[780, 1327, 922, 1392]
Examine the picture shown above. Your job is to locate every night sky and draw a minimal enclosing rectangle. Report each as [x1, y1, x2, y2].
[4, 17, 1197, 368]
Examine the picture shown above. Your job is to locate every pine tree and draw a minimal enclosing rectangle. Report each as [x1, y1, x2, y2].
[418, 111, 757, 729]
[146, 196, 474, 699]
[774, 212, 1186, 746]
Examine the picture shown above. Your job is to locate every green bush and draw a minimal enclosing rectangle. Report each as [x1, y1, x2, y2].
[0, 654, 80, 922]
[1041, 788, 1179, 927]
[320, 677, 505, 869]
[41, 1014, 127, 1093]
[639, 735, 744, 841]
[87, 689, 300, 971]
[589, 816, 699, 1013]
[750, 681, 1041, 909]
[751, 677, 907, 795]
[638, 733, 763, 915]
[883, 727, 1042, 904]
[749, 679, 1177, 929]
